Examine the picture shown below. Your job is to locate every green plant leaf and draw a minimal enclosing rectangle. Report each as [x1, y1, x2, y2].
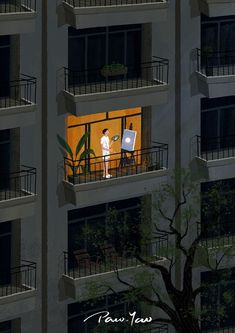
[57, 134, 73, 160]
[75, 132, 89, 158]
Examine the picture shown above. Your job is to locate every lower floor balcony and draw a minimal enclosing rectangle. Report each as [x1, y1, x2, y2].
[202, 325, 235, 333]
[0, 166, 37, 223]
[198, 222, 235, 249]
[62, 237, 168, 300]
[62, 57, 169, 115]
[192, 135, 235, 181]
[197, 0, 235, 18]
[0, 75, 37, 130]
[195, 49, 235, 98]
[62, 143, 168, 206]
[61, 0, 168, 29]
[0, 260, 37, 321]
[0, 0, 36, 35]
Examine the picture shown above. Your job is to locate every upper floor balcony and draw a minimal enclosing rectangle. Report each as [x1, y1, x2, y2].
[0, 0, 36, 35]
[197, 0, 235, 18]
[60, 0, 168, 29]
[0, 260, 37, 321]
[0, 165, 37, 223]
[195, 49, 235, 98]
[62, 237, 168, 300]
[62, 57, 169, 116]
[193, 135, 235, 181]
[62, 142, 168, 207]
[0, 74, 37, 130]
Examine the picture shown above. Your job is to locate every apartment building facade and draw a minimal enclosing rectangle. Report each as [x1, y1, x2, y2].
[0, 0, 235, 332]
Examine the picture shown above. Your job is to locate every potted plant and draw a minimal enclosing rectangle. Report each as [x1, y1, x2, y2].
[57, 132, 95, 184]
[100, 62, 128, 78]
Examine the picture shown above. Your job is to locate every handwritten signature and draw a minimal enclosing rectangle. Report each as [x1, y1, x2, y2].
[84, 311, 152, 326]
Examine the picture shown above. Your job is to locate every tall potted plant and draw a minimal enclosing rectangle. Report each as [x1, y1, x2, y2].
[57, 132, 95, 183]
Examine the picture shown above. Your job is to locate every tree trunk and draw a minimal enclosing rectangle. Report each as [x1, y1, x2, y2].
[174, 316, 201, 333]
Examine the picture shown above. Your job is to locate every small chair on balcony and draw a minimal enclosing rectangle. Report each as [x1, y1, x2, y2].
[73, 249, 101, 277]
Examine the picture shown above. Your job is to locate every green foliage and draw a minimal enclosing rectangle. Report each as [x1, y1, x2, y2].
[57, 132, 95, 174]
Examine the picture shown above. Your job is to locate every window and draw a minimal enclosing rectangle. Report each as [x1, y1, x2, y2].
[68, 25, 141, 83]
[0, 36, 10, 97]
[201, 178, 235, 238]
[0, 221, 11, 285]
[68, 197, 142, 255]
[201, 269, 235, 329]
[68, 292, 138, 333]
[67, 107, 142, 168]
[201, 16, 235, 66]
[0, 129, 10, 190]
[201, 97, 235, 151]
[0, 321, 11, 333]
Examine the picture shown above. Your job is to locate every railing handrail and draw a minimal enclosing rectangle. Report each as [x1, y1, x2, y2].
[197, 47, 235, 56]
[11, 261, 37, 272]
[0, 74, 37, 86]
[64, 145, 168, 164]
[63, 56, 169, 75]
[196, 134, 235, 141]
[0, 165, 36, 177]
[0, 0, 37, 12]
[63, 0, 168, 8]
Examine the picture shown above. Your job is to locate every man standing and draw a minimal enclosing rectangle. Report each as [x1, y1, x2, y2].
[100, 128, 112, 178]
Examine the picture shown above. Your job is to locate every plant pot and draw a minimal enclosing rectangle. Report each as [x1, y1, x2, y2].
[100, 67, 128, 78]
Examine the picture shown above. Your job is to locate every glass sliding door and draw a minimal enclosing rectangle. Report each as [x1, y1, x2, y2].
[0, 36, 10, 98]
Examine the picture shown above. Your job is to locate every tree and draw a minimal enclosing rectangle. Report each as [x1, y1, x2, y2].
[97, 170, 235, 333]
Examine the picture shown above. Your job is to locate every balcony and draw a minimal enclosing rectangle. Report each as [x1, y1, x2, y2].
[198, 222, 235, 249]
[197, 0, 235, 18]
[62, 237, 168, 300]
[0, 261, 36, 321]
[62, 57, 169, 116]
[62, 143, 168, 206]
[0, 166, 37, 223]
[60, 0, 168, 29]
[195, 49, 235, 98]
[0, 75, 37, 130]
[193, 135, 235, 181]
[0, 0, 36, 35]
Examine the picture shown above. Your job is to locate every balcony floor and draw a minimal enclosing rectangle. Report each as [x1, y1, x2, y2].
[0, 3, 31, 13]
[67, 164, 163, 185]
[65, 0, 165, 7]
[67, 78, 164, 96]
[0, 190, 32, 201]
[0, 97, 32, 109]
[0, 284, 32, 298]
[201, 148, 235, 161]
[201, 65, 235, 77]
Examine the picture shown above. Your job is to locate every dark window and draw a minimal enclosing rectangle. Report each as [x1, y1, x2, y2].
[0, 221, 11, 285]
[68, 26, 141, 84]
[0, 35, 10, 97]
[0, 320, 11, 333]
[68, 197, 142, 256]
[201, 97, 235, 151]
[201, 179, 235, 238]
[0, 129, 10, 190]
[201, 269, 235, 329]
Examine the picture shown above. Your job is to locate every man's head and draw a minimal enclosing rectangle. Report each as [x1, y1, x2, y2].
[102, 128, 109, 135]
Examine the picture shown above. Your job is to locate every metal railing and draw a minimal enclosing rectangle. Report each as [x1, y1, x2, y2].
[196, 135, 235, 161]
[202, 325, 235, 333]
[0, 165, 37, 201]
[64, 57, 169, 96]
[64, 237, 168, 279]
[0, 74, 37, 109]
[196, 48, 235, 76]
[0, 0, 36, 13]
[63, 0, 167, 8]
[0, 260, 36, 297]
[197, 221, 235, 248]
[64, 143, 168, 185]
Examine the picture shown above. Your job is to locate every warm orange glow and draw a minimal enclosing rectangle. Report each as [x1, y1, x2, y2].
[67, 108, 142, 168]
